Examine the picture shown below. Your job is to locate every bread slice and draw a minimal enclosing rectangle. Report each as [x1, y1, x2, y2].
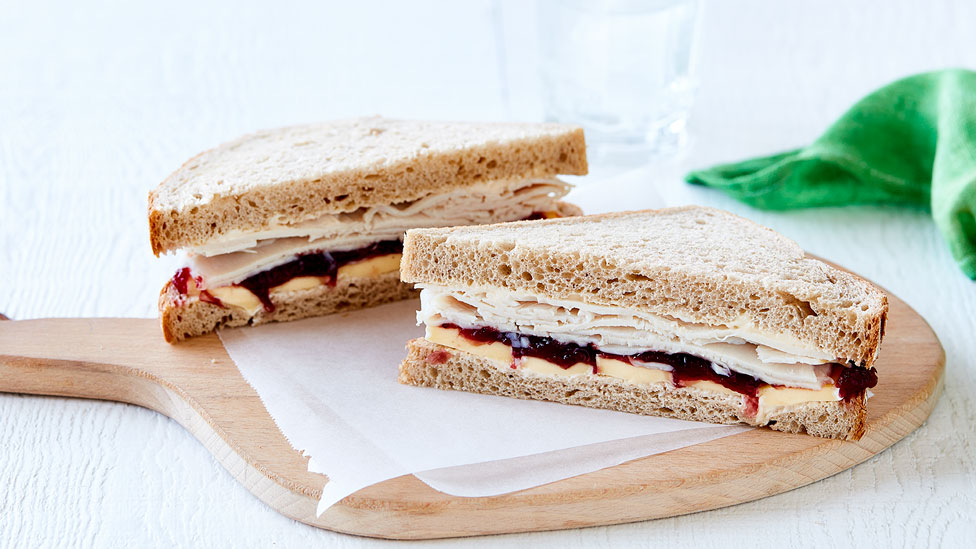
[160, 270, 416, 343]
[149, 117, 587, 256]
[401, 338, 867, 440]
[401, 206, 887, 368]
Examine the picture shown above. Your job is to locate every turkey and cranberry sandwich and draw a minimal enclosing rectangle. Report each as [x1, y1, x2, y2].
[148, 117, 587, 342]
[398, 206, 887, 440]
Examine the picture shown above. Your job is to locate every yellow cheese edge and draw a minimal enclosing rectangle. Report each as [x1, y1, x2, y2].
[186, 253, 402, 315]
[337, 253, 401, 279]
[687, 379, 739, 396]
[597, 356, 671, 384]
[758, 384, 841, 407]
[523, 357, 592, 377]
[208, 285, 264, 316]
[426, 325, 842, 407]
[426, 324, 515, 364]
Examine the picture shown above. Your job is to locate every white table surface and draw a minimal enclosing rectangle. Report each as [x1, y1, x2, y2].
[2, 0, 974, 546]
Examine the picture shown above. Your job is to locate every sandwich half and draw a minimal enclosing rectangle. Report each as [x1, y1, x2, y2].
[150, 117, 587, 342]
[398, 207, 887, 440]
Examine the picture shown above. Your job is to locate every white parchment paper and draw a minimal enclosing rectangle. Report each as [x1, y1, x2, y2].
[217, 167, 750, 513]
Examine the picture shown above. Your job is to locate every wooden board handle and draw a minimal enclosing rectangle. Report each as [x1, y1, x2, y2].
[0, 317, 340, 536]
[0, 318, 223, 409]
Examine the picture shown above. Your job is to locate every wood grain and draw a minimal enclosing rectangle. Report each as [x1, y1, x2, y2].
[0, 289, 943, 539]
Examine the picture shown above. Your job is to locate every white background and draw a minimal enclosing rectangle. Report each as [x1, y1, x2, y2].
[2, 0, 975, 546]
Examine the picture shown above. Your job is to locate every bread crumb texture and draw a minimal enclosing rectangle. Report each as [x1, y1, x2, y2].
[401, 206, 888, 367]
[149, 117, 587, 255]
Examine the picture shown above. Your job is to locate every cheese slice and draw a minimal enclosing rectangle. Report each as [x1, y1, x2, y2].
[758, 385, 841, 408]
[596, 356, 671, 385]
[426, 324, 514, 364]
[687, 380, 738, 396]
[338, 253, 401, 279]
[208, 285, 264, 315]
[521, 357, 591, 377]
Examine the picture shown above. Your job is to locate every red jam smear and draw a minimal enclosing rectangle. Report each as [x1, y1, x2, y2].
[440, 323, 878, 402]
[171, 266, 223, 306]
[830, 363, 879, 400]
[627, 350, 762, 399]
[172, 266, 193, 294]
[444, 323, 598, 371]
[171, 239, 403, 313]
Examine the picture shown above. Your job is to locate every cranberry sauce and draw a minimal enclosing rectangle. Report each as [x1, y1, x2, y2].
[171, 266, 223, 306]
[172, 239, 403, 313]
[172, 267, 193, 294]
[444, 323, 598, 370]
[235, 253, 337, 312]
[830, 363, 879, 400]
[237, 239, 402, 312]
[628, 350, 762, 398]
[440, 323, 876, 401]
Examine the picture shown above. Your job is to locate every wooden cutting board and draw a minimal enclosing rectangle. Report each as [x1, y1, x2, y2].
[0, 288, 943, 540]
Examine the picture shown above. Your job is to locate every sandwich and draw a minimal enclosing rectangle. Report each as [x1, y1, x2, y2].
[149, 117, 587, 342]
[398, 207, 887, 440]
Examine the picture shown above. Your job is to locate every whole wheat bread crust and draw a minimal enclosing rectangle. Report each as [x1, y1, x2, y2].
[149, 118, 587, 255]
[400, 338, 867, 440]
[159, 271, 417, 343]
[400, 206, 888, 368]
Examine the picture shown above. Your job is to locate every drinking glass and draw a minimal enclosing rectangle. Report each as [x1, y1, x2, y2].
[537, 0, 700, 160]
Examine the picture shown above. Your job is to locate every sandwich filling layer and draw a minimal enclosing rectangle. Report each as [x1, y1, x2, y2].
[169, 178, 572, 316]
[171, 240, 404, 315]
[416, 285, 878, 419]
[188, 177, 571, 259]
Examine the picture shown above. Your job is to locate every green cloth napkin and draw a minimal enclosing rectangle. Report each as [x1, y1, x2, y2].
[686, 69, 976, 279]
